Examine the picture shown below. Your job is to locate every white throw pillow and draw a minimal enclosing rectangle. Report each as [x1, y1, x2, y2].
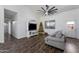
[55, 31, 62, 38]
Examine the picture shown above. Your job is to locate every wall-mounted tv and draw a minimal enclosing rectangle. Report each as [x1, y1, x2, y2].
[29, 23, 37, 30]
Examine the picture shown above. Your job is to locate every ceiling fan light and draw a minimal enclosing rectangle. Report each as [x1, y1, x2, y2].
[45, 11, 48, 15]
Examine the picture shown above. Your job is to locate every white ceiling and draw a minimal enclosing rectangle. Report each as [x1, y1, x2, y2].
[4, 5, 79, 22]
[27, 5, 79, 15]
[4, 5, 79, 16]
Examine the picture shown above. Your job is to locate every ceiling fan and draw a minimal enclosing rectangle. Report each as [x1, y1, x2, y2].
[37, 5, 58, 16]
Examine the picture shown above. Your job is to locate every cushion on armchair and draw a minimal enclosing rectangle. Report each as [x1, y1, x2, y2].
[51, 31, 64, 38]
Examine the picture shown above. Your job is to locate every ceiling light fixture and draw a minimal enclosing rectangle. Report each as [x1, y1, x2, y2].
[37, 5, 58, 16]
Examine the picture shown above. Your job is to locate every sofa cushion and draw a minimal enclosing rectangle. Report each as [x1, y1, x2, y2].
[45, 36, 64, 42]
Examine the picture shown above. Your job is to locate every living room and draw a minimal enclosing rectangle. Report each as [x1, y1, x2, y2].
[0, 5, 79, 53]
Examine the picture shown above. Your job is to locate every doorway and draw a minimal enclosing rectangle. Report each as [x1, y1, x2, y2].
[4, 9, 17, 42]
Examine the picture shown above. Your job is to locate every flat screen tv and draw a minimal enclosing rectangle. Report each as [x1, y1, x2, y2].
[29, 23, 37, 30]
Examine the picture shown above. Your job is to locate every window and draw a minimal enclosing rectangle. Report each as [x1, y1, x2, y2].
[66, 21, 75, 30]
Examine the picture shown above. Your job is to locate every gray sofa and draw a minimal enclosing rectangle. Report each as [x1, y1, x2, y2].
[44, 31, 65, 50]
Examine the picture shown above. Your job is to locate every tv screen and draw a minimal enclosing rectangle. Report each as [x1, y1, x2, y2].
[29, 23, 37, 30]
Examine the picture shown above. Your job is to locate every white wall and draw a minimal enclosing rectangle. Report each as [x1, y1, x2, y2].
[40, 8, 79, 39]
[11, 21, 16, 37]
[0, 6, 4, 43]
[8, 21, 13, 35]
[4, 23, 8, 33]
[54, 9, 79, 39]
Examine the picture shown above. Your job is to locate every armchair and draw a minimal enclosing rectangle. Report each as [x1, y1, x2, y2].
[44, 31, 65, 50]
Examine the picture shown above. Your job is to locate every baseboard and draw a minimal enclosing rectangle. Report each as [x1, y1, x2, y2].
[18, 36, 27, 40]
[10, 34, 18, 39]
[66, 37, 78, 40]
[0, 40, 4, 43]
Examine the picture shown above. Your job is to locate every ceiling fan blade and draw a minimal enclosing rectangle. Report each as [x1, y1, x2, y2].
[37, 10, 42, 11]
[46, 5, 49, 10]
[49, 6, 55, 11]
[37, 10, 44, 12]
[48, 9, 58, 15]
[43, 12, 46, 16]
[54, 8, 58, 10]
[51, 8, 58, 11]
[50, 10, 57, 14]
[41, 7, 46, 12]
[48, 8, 58, 13]
[40, 11, 46, 16]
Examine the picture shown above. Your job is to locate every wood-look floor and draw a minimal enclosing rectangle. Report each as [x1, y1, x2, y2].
[65, 37, 79, 53]
[0, 34, 63, 53]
